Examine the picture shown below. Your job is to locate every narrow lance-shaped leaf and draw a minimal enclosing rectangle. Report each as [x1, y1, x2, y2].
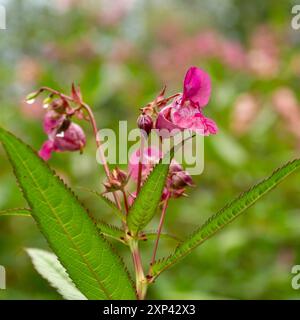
[26, 248, 87, 300]
[96, 221, 126, 244]
[150, 159, 300, 279]
[0, 128, 136, 300]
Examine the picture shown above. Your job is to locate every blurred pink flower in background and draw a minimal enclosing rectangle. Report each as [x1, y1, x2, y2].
[220, 40, 247, 71]
[272, 87, 300, 142]
[247, 25, 280, 78]
[231, 93, 260, 135]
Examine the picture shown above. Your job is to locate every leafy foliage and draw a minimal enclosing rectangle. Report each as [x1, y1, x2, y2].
[150, 159, 300, 278]
[26, 248, 87, 300]
[96, 220, 126, 243]
[0, 128, 136, 300]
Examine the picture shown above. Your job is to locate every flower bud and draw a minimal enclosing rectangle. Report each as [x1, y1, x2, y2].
[103, 167, 129, 193]
[170, 170, 193, 189]
[103, 179, 122, 193]
[137, 114, 153, 135]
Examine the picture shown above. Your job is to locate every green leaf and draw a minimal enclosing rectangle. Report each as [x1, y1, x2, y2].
[126, 157, 173, 236]
[150, 159, 300, 279]
[0, 208, 31, 217]
[140, 232, 182, 243]
[0, 128, 136, 300]
[127, 163, 169, 235]
[26, 248, 87, 300]
[96, 221, 126, 244]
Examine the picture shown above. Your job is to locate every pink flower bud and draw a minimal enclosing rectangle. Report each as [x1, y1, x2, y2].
[137, 114, 153, 135]
[170, 170, 193, 189]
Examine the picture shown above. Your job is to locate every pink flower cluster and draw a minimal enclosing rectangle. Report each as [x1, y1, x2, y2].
[31, 66, 217, 204]
[151, 25, 280, 82]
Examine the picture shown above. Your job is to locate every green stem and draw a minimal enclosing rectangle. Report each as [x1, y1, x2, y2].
[129, 239, 147, 300]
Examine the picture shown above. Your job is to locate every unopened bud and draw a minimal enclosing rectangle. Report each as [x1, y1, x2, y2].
[104, 167, 129, 193]
[137, 114, 153, 135]
[171, 170, 193, 189]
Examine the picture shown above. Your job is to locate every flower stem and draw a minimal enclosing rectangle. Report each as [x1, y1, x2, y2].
[136, 132, 145, 195]
[129, 239, 147, 300]
[150, 194, 170, 267]
[121, 189, 129, 215]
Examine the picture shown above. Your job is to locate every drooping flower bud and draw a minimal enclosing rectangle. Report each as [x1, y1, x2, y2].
[170, 170, 194, 189]
[137, 114, 153, 135]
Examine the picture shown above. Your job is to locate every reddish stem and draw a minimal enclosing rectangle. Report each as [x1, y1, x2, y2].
[150, 194, 170, 267]
[122, 189, 129, 215]
[136, 132, 145, 195]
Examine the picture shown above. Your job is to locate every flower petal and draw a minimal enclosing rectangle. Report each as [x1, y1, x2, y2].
[38, 140, 55, 161]
[182, 66, 211, 107]
[155, 105, 183, 138]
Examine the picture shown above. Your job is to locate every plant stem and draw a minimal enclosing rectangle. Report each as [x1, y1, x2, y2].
[129, 239, 147, 300]
[150, 194, 170, 267]
[121, 189, 129, 215]
[136, 132, 145, 195]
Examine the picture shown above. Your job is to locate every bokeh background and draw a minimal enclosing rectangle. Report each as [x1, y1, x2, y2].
[1, 0, 300, 299]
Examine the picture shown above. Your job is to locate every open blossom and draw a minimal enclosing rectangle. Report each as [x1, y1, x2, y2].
[38, 110, 86, 161]
[156, 66, 218, 136]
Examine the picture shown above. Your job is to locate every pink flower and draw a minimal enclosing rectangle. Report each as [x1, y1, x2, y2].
[156, 66, 218, 136]
[128, 147, 162, 181]
[38, 110, 86, 161]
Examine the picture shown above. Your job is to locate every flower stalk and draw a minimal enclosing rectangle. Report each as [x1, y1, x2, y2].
[150, 193, 170, 267]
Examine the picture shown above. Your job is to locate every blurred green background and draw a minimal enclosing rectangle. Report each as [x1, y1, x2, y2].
[1, 0, 300, 299]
